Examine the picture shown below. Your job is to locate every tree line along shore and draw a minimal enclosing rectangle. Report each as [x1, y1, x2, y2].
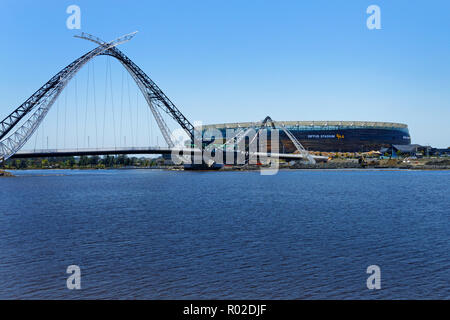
[1, 154, 449, 175]
[1, 155, 161, 170]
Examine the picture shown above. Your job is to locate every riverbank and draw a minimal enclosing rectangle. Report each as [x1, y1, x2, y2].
[220, 158, 450, 171]
[0, 169, 14, 177]
[288, 158, 450, 170]
[3, 158, 449, 173]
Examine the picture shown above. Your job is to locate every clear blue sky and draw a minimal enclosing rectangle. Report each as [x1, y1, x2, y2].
[1, 0, 449, 147]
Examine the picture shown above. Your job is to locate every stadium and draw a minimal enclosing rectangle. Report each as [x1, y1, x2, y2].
[202, 121, 411, 153]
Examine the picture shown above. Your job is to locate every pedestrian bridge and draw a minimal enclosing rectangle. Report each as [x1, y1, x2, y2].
[10, 147, 328, 163]
[0, 32, 322, 166]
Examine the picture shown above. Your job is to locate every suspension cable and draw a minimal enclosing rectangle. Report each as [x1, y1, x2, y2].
[102, 57, 108, 148]
[127, 71, 134, 147]
[41, 108, 45, 149]
[64, 86, 67, 149]
[33, 120, 39, 151]
[146, 96, 151, 146]
[108, 57, 117, 150]
[56, 93, 60, 149]
[135, 85, 139, 146]
[91, 59, 98, 149]
[83, 63, 90, 147]
[75, 74, 79, 150]
[119, 68, 124, 146]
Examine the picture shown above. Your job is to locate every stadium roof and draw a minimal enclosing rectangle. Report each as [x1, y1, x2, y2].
[201, 121, 408, 130]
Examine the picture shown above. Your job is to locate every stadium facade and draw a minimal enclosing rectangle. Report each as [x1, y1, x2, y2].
[202, 121, 411, 153]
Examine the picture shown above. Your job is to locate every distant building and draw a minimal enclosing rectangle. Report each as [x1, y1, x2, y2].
[434, 148, 450, 157]
[380, 144, 450, 158]
[380, 144, 423, 157]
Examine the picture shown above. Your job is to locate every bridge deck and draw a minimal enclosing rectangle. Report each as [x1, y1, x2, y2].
[10, 147, 328, 162]
[11, 147, 179, 158]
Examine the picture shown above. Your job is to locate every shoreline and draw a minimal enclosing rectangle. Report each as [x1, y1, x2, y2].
[2, 158, 450, 174]
[0, 169, 14, 177]
[2, 164, 449, 175]
[4, 156, 449, 173]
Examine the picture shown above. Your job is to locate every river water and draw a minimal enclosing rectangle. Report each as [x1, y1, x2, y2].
[0, 169, 448, 299]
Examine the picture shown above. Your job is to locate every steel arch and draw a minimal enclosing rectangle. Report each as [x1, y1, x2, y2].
[0, 33, 194, 162]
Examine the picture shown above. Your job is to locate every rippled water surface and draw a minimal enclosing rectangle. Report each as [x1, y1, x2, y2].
[0, 169, 449, 299]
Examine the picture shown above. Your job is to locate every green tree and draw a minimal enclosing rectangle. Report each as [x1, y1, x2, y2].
[41, 159, 49, 168]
